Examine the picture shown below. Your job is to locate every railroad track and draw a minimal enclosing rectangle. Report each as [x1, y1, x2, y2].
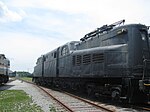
[132, 104, 150, 112]
[142, 107, 150, 111]
[19, 79, 150, 112]
[19, 79, 116, 112]
[39, 86, 116, 112]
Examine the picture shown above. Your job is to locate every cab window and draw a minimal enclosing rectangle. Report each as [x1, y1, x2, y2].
[61, 45, 69, 56]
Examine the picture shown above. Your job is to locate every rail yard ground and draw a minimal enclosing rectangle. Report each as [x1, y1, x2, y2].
[18, 77, 32, 82]
[0, 90, 43, 111]
[0, 78, 149, 112]
[0, 79, 56, 112]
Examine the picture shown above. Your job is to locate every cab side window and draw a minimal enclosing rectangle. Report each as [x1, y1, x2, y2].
[61, 45, 69, 56]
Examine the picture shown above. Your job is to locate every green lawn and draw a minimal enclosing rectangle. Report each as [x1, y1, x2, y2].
[0, 90, 43, 112]
[19, 77, 33, 82]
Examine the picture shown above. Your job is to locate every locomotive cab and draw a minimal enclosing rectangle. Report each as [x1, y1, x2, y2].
[127, 25, 150, 102]
[138, 28, 150, 101]
[57, 41, 79, 77]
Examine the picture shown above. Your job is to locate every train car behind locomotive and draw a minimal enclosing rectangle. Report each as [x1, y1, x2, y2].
[0, 54, 10, 84]
[33, 20, 150, 103]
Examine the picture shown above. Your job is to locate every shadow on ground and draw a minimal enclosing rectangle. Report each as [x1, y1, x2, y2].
[0, 84, 15, 90]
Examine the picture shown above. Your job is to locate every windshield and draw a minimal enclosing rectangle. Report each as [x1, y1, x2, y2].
[140, 31, 149, 48]
[140, 30, 150, 59]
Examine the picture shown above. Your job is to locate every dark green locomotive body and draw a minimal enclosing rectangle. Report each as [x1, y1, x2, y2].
[33, 20, 150, 103]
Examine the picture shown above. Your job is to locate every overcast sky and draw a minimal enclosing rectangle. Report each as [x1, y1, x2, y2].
[0, 0, 150, 72]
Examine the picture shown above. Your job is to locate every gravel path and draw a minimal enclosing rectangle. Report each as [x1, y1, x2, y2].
[0, 79, 53, 112]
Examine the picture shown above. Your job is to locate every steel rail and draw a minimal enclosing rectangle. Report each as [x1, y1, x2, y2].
[63, 91, 115, 112]
[142, 107, 150, 111]
[21, 79, 150, 112]
[18, 79, 73, 112]
[39, 86, 74, 112]
[20, 79, 115, 112]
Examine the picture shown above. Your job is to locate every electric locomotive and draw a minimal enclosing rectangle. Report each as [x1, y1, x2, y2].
[33, 20, 150, 103]
[0, 54, 10, 84]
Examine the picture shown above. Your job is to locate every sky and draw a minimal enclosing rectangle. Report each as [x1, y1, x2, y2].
[0, 0, 150, 73]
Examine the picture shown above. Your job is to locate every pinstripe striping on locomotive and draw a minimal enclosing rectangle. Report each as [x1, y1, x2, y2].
[33, 20, 150, 103]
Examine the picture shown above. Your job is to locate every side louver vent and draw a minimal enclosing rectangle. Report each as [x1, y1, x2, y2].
[72, 53, 104, 66]
[92, 53, 104, 63]
[83, 54, 91, 64]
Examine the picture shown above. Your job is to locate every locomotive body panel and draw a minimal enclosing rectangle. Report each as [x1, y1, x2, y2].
[34, 56, 43, 77]
[33, 20, 150, 103]
[72, 44, 128, 78]
[44, 50, 57, 77]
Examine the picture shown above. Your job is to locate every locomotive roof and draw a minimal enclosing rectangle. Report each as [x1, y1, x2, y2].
[0, 54, 6, 59]
[80, 21, 147, 42]
[73, 44, 127, 54]
[43, 41, 79, 56]
[36, 20, 148, 61]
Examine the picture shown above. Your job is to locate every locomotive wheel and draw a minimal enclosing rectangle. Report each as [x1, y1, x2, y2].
[87, 87, 94, 97]
[111, 90, 120, 101]
[87, 88, 92, 97]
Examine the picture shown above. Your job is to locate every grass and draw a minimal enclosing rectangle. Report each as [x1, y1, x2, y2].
[49, 106, 57, 112]
[0, 90, 43, 112]
[19, 77, 32, 82]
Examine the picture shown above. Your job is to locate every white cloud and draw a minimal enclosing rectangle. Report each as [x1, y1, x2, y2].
[1, 0, 150, 72]
[8, 0, 150, 25]
[0, 32, 66, 72]
[0, 1, 26, 22]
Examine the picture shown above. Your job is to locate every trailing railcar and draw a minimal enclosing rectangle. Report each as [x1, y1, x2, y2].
[33, 20, 150, 103]
[0, 54, 10, 84]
